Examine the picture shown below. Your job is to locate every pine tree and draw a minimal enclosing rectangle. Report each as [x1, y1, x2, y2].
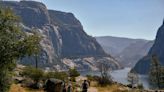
[149, 55, 162, 89]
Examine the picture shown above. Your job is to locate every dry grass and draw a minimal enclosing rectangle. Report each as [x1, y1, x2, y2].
[96, 84, 141, 92]
[24, 88, 44, 92]
[90, 81, 131, 92]
[9, 84, 44, 92]
[97, 85, 129, 92]
[9, 84, 26, 92]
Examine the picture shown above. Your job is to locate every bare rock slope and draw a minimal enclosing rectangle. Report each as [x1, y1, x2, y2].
[2, 1, 120, 71]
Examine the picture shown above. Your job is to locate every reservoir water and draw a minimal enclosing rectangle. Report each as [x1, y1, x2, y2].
[110, 68, 150, 89]
[80, 68, 150, 89]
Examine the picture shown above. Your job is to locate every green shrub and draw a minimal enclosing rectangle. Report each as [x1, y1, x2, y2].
[0, 69, 13, 92]
[98, 76, 112, 86]
[45, 71, 68, 81]
[22, 66, 44, 82]
[86, 75, 98, 81]
[68, 68, 80, 78]
[127, 84, 132, 88]
[137, 83, 144, 89]
[70, 77, 76, 82]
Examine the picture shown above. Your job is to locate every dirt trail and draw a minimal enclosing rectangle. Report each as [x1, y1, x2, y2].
[76, 76, 98, 92]
[88, 87, 98, 92]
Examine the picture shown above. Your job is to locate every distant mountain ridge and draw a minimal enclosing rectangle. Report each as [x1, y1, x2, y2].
[133, 20, 164, 74]
[2, 1, 120, 71]
[96, 36, 153, 67]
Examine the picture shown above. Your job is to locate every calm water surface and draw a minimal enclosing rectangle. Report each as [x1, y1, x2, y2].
[80, 68, 150, 89]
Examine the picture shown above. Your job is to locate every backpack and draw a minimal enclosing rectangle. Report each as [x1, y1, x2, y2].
[83, 82, 88, 89]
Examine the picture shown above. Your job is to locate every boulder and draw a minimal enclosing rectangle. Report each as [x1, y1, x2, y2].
[45, 78, 63, 92]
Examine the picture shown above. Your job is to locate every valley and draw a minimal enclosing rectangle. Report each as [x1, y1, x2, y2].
[0, 0, 163, 92]
[96, 36, 154, 67]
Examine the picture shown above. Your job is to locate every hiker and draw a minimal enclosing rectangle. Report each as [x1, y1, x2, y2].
[75, 83, 81, 92]
[62, 82, 67, 92]
[82, 80, 89, 92]
[67, 83, 73, 92]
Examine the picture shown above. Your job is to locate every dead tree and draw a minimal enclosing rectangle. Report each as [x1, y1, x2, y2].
[98, 62, 112, 86]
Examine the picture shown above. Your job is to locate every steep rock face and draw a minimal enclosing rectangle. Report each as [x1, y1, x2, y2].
[133, 21, 164, 74]
[48, 10, 107, 58]
[3, 1, 59, 69]
[2, 1, 120, 70]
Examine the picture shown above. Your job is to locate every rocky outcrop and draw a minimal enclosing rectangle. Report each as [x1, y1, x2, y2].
[2, 1, 120, 71]
[45, 78, 63, 92]
[133, 20, 164, 74]
[62, 57, 120, 71]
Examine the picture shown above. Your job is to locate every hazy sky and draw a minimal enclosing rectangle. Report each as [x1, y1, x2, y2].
[11, 0, 164, 40]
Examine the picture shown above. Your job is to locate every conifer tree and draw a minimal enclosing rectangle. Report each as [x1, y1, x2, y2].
[149, 55, 161, 89]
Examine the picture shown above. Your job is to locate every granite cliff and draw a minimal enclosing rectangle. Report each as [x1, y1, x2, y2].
[2, 1, 120, 71]
[133, 20, 164, 74]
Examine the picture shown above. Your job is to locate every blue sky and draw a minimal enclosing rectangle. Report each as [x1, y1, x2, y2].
[16, 0, 164, 40]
